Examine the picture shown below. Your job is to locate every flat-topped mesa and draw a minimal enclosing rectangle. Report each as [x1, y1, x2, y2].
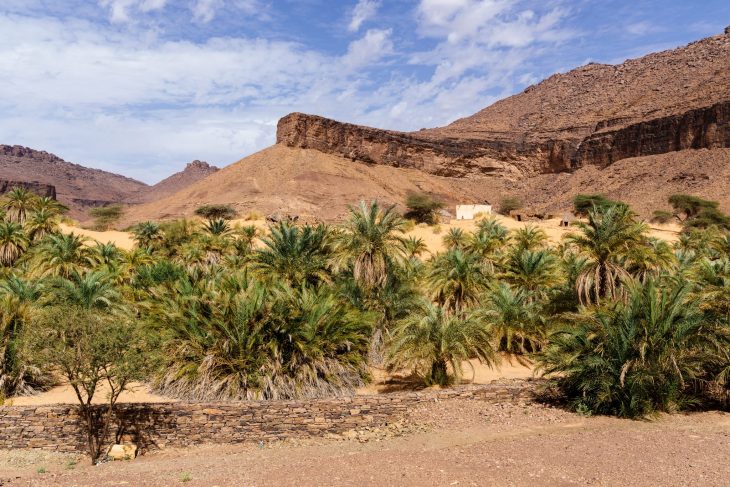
[276, 102, 730, 178]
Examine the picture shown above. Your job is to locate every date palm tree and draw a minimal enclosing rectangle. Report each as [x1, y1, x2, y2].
[0, 221, 29, 266]
[443, 228, 468, 250]
[336, 201, 406, 290]
[26, 208, 59, 241]
[0, 276, 53, 396]
[537, 278, 729, 417]
[427, 249, 491, 313]
[253, 222, 332, 287]
[387, 302, 497, 386]
[566, 204, 646, 304]
[132, 221, 163, 250]
[513, 225, 548, 251]
[504, 248, 560, 302]
[33, 233, 94, 278]
[480, 283, 543, 354]
[3, 187, 35, 224]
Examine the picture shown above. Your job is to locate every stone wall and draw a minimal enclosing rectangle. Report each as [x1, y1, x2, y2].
[0, 382, 536, 453]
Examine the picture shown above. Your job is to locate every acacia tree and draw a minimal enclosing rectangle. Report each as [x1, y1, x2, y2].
[26, 306, 150, 463]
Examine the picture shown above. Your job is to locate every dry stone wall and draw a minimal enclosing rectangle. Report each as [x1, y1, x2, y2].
[0, 382, 536, 453]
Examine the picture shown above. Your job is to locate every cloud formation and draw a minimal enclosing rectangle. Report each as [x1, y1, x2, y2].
[349, 0, 379, 32]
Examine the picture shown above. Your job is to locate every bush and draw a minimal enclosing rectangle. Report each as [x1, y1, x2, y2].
[89, 205, 124, 231]
[194, 204, 237, 220]
[668, 194, 730, 231]
[498, 196, 522, 215]
[537, 280, 728, 418]
[573, 194, 624, 216]
[404, 192, 444, 224]
[651, 210, 674, 224]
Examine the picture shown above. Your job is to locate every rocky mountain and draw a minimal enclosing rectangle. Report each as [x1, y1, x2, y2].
[135, 160, 219, 202]
[279, 30, 730, 179]
[0, 145, 148, 218]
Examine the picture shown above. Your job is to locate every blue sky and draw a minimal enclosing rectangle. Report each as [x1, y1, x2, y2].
[1, 0, 728, 183]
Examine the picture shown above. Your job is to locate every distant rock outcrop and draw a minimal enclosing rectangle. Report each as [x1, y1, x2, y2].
[134, 160, 219, 202]
[0, 179, 56, 199]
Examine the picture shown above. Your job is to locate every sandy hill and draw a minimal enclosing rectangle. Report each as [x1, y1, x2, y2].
[0, 145, 148, 218]
[119, 145, 487, 226]
[135, 160, 219, 203]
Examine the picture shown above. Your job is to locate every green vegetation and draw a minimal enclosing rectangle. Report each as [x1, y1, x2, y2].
[89, 204, 124, 231]
[404, 192, 444, 224]
[0, 188, 727, 450]
[668, 194, 730, 231]
[651, 210, 674, 224]
[194, 204, 237, 220]
[498, 196, 522, 215]
[573, 194, 624, 216]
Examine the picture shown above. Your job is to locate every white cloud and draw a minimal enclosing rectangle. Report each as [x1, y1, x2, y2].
[0, 2, 576, 182]
[98, 0, 167, 23]
[348, 0, 379, 32]
[192, 0, 224, 23]
[342, 29, 393, 69]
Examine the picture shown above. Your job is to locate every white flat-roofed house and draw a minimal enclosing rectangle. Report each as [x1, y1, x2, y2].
[455, 204, 492, 220]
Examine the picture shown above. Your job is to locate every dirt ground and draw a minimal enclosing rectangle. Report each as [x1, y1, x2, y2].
[1, 399, 727, 486]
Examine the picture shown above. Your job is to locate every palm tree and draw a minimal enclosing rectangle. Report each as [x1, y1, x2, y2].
[442, 228, 468, 250]
[132, 221, 163, 249]
[0, 221, 29, 266]
[336, 201, 406, 290]
[427, 249, 491, 313]
[0, 276, 53, 396]
[33, 196, 67, 215]
[626, 237, 677, 283]
[50, 270, 120, 310]
[513, 225, 548, 251]
[566, 204, 646, 304]
[386, 302, 497, 386]
[504, 248, 560, 302]
[3, 187, 35, 224]
[480, 283, 543, 354]
[33, 233, 94, 278]
[536, 278, 729, 417]
[26, 208, 59, 241]
[203, 218, 231, 237]
[253, 222, 332, 286]
[402, 236, 428, 259]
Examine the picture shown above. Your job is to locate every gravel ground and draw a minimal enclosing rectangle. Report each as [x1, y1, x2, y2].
[1, 399, 728, 486]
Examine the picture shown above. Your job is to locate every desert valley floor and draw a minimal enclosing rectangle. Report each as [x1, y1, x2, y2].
[1, 399, 728, 486]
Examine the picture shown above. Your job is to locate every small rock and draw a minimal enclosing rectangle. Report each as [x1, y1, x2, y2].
[107, 444, 137, 461]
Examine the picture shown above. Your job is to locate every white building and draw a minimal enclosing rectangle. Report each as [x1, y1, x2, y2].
[455, 204, 492, 220]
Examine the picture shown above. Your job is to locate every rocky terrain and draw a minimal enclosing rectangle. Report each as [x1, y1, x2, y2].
[279, 30, 730, 177]
[133, 160, 219, 203]
[0, 145, 148, 218]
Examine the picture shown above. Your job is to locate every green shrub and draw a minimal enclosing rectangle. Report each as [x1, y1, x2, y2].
[668, 194, 730, 231]
[572, 194, 624, 216]
[194, 204, 237, 220]
[498, 196, 522, 215]
[89, 205, 124, 231]
[651, 210, 674, 224]
[404, 192, 444, 224]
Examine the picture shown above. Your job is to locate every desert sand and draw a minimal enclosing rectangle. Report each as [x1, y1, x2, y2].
[61, 215, 680, 256]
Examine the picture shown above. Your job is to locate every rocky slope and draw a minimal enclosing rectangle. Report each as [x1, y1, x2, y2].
[135, 160, 219, 202]
[278, 29, 730, 177]
[0, 145, 148, 217]
[119, 145, 487, 226]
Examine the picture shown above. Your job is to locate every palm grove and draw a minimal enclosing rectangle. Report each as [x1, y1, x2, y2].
[1, 187, 728, 424]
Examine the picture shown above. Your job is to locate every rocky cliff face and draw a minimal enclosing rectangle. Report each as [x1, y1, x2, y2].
[0, 180, 56, 199]
[277, 30, 730, 178]
[134, 159, 219, 202]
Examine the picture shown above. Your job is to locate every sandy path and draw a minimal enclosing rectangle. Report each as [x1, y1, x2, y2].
[59, 223, 135, 250]
[2, 401, 727, 486]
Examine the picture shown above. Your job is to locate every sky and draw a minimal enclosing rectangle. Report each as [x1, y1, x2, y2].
[1, 0, 728, 183]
